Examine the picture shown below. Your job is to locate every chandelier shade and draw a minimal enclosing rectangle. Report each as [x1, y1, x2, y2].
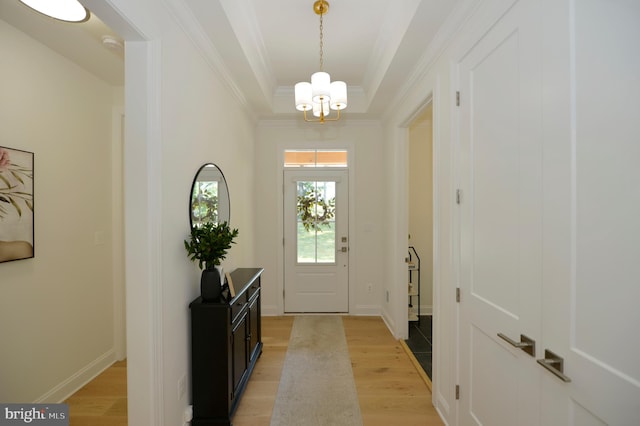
[313, 100, 331, 118]
[295, 82, 313, 111]
[294, 1, 347, 123]
[330, 81, 347, 110]
[18, 0, 90, 22]
[311, 71, 331, 102]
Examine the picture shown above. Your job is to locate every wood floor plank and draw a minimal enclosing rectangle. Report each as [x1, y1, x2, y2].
[343, 316, 444, 426]
[64, 360, 127, 426]
[232, 316, 293, 426]
[65, 316, 443, 425]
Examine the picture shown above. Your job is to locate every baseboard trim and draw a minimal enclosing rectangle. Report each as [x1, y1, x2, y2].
[261, 304, 280, 316]
[381, 310, 397, 338]
[352, 304, 381, 316]
[420, 305, 433, 315]
[35, 349, 117, 403]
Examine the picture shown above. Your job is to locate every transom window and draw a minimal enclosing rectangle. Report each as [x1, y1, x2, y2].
[284, 149, 348, 168]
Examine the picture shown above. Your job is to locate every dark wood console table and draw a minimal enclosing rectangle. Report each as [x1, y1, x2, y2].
[190, 268, 263, 426]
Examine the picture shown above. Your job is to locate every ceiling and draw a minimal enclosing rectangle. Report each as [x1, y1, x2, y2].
[0, 1, 125, 86]
[0, 0, 465, 120]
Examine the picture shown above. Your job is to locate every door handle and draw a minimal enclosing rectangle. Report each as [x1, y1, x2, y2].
[497, 333, 536, 357]
[337, 247, 348, 252]
[537, 349, 571, 382]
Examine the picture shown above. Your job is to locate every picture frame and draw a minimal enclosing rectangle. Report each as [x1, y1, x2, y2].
[226, 272, 236, 298]
[0, 146, 34, 263]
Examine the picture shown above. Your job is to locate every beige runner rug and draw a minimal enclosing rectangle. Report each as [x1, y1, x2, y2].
[270, 316, 363, 426]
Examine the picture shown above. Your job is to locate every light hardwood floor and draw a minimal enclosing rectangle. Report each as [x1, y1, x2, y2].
[65, 316, 442, 425]
[64, 359, 127, 426]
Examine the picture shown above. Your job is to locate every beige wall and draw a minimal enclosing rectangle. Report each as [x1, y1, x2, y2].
[0, 19, 123, 402]
[408, 106, 433, 313]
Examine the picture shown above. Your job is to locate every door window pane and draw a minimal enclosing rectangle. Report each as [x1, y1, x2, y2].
[296, 181, 336, 263]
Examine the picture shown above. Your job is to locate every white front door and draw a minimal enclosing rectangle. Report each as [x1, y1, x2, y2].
[283, 170, 349, 313]
[458, 0, 543, 424]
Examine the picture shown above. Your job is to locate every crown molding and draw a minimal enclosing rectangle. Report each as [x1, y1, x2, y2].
[219, 0, 276, 107]
[361, 0, 422, 110]
[382, 0, 481, 122]
[161, 0, 256, 121]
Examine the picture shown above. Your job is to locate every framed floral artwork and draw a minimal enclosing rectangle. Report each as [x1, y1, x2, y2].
[0, 146, 34, 263]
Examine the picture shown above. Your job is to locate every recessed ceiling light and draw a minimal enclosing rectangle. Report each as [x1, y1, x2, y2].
[18, 0, 90, 23]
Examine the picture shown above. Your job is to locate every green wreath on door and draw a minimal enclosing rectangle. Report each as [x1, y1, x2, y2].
[297, 187, 336, 232]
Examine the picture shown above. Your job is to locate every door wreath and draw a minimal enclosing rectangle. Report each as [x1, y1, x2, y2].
[297, 187, 335, 232]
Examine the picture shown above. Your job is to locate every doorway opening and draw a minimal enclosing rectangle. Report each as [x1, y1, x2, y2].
[404, 102, 434, 379]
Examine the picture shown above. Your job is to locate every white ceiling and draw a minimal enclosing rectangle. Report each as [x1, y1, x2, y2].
[0, 1, 125, 86]
[1, 0, 465, 120]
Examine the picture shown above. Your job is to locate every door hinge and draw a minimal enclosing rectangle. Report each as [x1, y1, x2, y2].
[456, 91, 460, 106]
[456, 385, 460, 400]
[456, 288, 461, 303]
[456, 189, 462, 204]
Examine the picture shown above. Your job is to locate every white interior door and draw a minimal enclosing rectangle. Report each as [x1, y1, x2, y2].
[541, 1, 640, 424]
[458, 0, 543, 424]
[284, 170, 348, 313]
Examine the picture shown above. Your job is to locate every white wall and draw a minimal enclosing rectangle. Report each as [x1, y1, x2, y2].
[158, 23, 256, 426]
[0, 19, 122, 402]
[254, 121, 387, 316]
[78, 1, 259, 424]
[383, 19, 463, 426]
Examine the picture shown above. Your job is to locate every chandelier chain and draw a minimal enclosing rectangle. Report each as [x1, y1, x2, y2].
[319, 11, 324, 71]
[294, 1, 346, 123]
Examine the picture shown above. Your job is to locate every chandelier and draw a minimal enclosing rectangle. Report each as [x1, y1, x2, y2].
[294, 0, 347, 123]
[18, 0, 90, 22]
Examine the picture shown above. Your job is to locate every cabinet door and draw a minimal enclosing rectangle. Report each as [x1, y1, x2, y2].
[248, 290, 260, 361]
[231, 312, 248, 398]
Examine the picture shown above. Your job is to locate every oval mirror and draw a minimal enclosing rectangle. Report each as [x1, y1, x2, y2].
[189, 163, 230, 229]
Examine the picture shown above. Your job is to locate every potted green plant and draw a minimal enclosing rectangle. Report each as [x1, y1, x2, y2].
[184, 221, 239, 302]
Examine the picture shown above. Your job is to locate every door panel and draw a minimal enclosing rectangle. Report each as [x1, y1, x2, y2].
[562, 1, 640, 424]
[459, 0, 542, 424]
[468, 326, 519, 425]
[284, 170, 348, 313]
